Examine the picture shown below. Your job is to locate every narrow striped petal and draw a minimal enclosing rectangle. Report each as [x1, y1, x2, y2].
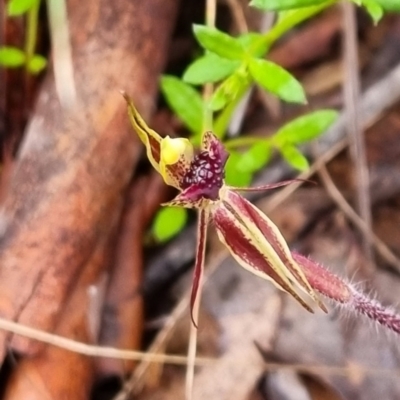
[124, 93, 193, 189]
[228, 179, 310, 192]
[213, 188, 326, 312]
[190, 209, 210, 328]
[124, 93, 161, 172]
[225, 189, 325, 311]
[162, 189, 211, 209]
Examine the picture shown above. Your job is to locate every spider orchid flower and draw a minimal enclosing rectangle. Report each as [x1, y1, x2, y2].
[124, 94, 326, 327]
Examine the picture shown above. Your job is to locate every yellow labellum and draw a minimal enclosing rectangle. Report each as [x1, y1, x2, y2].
[160, 136, 193, 165]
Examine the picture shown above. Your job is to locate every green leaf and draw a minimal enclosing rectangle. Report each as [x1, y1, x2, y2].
[193, 24, 245, 60]
[7, 0, 37, 16]
[361, 0, 384, 22]
[160, 75, 204, 134]
[237, 32, 271, 58]
[0, 46, 26, 67]
[225, 151, 253, 186]
[27, 54, 47, 74]
[255, 3, 334, 54]
[235, 141, 272, 173]
[209, 70, 249, 111]
[273, 109, 338, 146]
[248, 58, 306, 104]
[279, 145, 309, 171]
[237, 32, 265, 48]
[249, 0, 329, 11]
[183, 53, 240, 85]
[153, 207, 188, 243]
[374, 0, 400, 11]
[237, 32, 269, 57]
[209, 86, 229, 111]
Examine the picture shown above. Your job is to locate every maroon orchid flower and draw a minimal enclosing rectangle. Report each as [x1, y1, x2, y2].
[123, 94, 326, 327]
[124, 93, 400, 341]
[125, 90, 400, 400]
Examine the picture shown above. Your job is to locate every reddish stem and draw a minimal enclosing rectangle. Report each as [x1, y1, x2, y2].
[293, 252, 400, 336]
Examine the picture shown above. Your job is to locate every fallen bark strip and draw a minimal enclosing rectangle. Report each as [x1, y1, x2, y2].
[96, 173, 168, 378]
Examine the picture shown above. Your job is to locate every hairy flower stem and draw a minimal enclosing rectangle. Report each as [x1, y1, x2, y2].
[349, 292, 400, 335]
[293, 253, 400, 336]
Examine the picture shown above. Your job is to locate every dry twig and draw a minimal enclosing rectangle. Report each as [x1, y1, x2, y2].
[317, 164, 400, 271]
[342, 0, 374, 268]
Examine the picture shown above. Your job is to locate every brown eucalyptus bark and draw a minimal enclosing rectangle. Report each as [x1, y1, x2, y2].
[96, 173, 167, 378]
[0, 0, 179, 363]
[3, 229, 115, 400]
